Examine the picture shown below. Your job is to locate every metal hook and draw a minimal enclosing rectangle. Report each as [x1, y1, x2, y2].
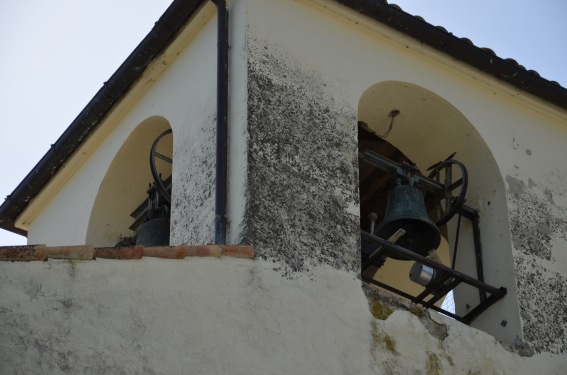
[378, 109, 400, 138]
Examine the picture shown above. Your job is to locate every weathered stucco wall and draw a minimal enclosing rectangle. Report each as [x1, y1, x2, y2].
[507, 163, 567, 354]
[1, 257, 565, 374]
[241, 0, 567, 352]
[245, 33, 360, 273]
[16, 0, 567, 360]
[23, 5, 219, 247]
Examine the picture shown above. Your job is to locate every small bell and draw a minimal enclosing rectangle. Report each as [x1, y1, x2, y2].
[136, 217, 170, 246]
[135, 182, 170, 246]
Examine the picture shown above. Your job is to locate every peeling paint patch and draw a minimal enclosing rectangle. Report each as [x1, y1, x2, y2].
[363, 284, 448, 341]
[245, 36, 359, 274]
[507, 175, 567, 354]
[506, 175, 526, 195]
[514, 257, 566, 354]
[508, 182, 562, 262]
[370, 300, 394, 320]
[544, 188, 554, 204]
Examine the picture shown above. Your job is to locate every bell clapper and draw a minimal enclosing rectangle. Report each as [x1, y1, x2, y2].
[369, 211, 378, 234]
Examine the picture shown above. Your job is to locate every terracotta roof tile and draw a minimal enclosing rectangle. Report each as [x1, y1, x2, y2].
[385, 0, 554, 84]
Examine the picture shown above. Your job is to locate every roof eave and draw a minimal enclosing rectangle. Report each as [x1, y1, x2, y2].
[337, 0, 567, 109]
[0, 0, 207, 236]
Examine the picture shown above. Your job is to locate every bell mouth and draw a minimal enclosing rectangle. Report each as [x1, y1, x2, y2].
[136, 217, 170, 246]
[377, 219, 441, 259]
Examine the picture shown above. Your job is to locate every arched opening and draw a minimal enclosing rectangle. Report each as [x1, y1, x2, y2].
[86, 117, 173, 247]
[358, 81, 516, 340]
[359, 123, 452, 306]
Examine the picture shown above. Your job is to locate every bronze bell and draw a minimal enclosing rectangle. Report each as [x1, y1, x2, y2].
[136, 181, 170, 247]
[136, 217, 170, 246]
[376, 184, 440, 260]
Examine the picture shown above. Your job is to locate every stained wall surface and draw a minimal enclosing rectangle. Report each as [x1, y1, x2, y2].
[1, 257, 565, 374]
[23, 5, 221, 247]
[15, 0, 567, 360]
[242, 0, 567, 352]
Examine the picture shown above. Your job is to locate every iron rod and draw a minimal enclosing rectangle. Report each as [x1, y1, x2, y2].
[359, 150, 445, 193]
[363, 276, 465, 322]
[461, 288, 507, 324]
[472, 213, 487, 302]
[361, 231, 505, 297]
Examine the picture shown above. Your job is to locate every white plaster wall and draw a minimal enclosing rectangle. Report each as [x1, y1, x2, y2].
[20, 0, 567, 356]
[246, 0, 567, 191]
[164, 14, 218, 246]
[244, 0, 567, 183]
[26, 6, 220, 247]
[243, 0, 567, 349]
[1, 258, 565, 374]
[26, 2, 251, 247]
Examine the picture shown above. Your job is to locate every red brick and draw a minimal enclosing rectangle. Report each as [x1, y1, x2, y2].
[221, 245, 255, 259]
[185, 245, 222, 258]
[0, 245, 47, 261]
[143, 246, 188, 259]
[143, 245, 223, 259]
[45, 245, 94, 260]
[95, 246, 143, 259]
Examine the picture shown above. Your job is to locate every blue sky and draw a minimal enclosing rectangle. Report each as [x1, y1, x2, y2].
[394, 0, 566, 87]
[0, 0, 565, 245]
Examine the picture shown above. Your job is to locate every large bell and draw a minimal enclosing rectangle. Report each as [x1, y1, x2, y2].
[376, 184, 440, 260]
[136, 218, 170, 246]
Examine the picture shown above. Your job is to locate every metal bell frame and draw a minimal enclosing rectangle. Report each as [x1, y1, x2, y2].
[359, 149, 506, 324]
[129, 129, 173, 247]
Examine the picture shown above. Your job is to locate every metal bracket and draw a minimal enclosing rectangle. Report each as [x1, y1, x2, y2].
[361, 231, 506, 324]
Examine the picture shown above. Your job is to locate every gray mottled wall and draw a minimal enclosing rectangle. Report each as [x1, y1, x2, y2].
[507, 174, 567, 354]
[244, 36, 360, 274]
[170, 104, 217, 246]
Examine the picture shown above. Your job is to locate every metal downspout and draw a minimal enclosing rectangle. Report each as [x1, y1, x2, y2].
[213, 0, 229, 244]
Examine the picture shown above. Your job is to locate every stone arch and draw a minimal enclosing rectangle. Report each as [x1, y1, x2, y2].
[86, 116, 173, 247]
[358, 81, 519, 342]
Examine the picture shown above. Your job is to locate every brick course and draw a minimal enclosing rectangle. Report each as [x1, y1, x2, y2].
[0, 245, 47, 261]
[0, 244, 254, 261]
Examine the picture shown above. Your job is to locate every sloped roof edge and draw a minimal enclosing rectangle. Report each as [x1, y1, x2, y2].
[0, 0, 207, 236]
[339, 0, 567, 108]
[1, 0, 566, 236]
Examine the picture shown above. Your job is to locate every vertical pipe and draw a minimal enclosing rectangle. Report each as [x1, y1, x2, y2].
[213, 0, 229, 244]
